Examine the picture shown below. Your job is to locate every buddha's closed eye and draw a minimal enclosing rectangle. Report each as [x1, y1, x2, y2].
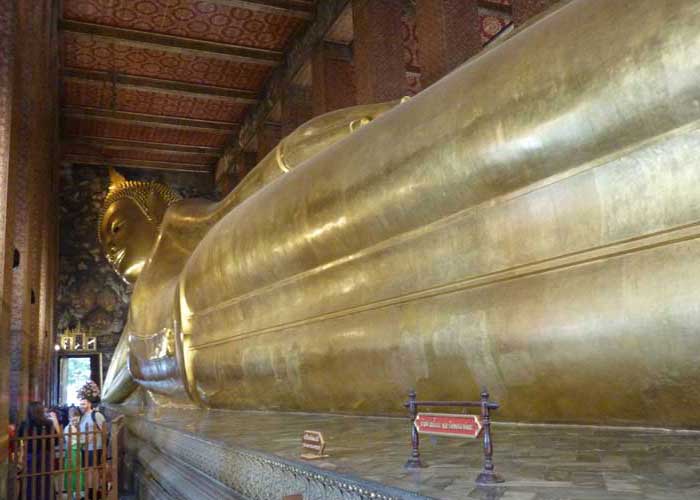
[111, 220, 125, 235]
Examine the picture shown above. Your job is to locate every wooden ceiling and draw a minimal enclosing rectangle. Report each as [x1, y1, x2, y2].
[59, 0, 315, 174]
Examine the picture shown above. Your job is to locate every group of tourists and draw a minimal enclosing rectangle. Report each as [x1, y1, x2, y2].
[13, 380, 108, 499]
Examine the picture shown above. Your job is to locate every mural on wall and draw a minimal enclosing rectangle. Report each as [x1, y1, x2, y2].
[55, 165, 216, 376]
[400, 2, 513, 96]
[479, 5, 512, 45]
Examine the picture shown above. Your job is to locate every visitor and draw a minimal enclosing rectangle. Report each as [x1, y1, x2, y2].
[8, 423, 15, 462]
[17, 401, 61, 500]
[78, 381, 106, 497]
[78, 397, 106, 460]
[63, 406, 84, 498]
[50, 404, 70, 429]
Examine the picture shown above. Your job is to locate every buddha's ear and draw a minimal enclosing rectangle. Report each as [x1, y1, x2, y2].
[108, 168, 127, 192]
[147, 188, 169, 224]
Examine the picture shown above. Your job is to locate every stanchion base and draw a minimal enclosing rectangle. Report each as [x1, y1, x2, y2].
[404, 458, 426, 469]
[475, 471, 504, 485]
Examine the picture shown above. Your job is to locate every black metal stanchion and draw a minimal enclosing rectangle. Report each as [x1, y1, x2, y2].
[404, 389, 424, 468]
[476, 388, 504, 485]
[404, 386, 503, 484]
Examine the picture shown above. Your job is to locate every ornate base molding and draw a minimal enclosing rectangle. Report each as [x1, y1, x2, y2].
[123, 415, 427, 500]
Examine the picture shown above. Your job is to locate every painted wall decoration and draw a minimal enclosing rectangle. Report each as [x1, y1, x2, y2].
[400, 3, 513, 96]
[402, 9, 422, 95]
[479, 8, 512, 44]
[55, 165, 216, 376]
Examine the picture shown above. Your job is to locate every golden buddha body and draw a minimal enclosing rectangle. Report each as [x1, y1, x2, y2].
[102, 0, 700, 428]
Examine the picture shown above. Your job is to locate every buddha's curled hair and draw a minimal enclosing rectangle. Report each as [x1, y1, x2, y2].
[97, 168, 180, 243]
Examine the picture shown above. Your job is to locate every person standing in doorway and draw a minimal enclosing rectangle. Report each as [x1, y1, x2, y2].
[78, 380, 105, 498]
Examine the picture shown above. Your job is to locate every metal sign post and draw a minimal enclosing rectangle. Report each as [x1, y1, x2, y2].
[404, 387, 504, 485]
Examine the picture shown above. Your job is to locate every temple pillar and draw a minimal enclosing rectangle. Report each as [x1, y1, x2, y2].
[352, 0, 407, 104]
[218, 150, 256, 196]
[281, 84, 313, 138]
[512, 0, 560, 26]
[415, 0, 481, 88]
[238, 152, 258, 181]
[257, 122, 282, 162]
[4, 0, 58, 449]
[0, 2, 16, 497]
[312, 42, 357, 115]
[8, 0, 37, 428]
[216, 172, 234, 197]
[37, 226, 51, 400]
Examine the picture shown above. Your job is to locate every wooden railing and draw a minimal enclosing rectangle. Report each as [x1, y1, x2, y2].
[10, 416, 123, 500]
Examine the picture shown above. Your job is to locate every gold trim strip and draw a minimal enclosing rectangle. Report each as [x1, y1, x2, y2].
[189, 220, 700, 351]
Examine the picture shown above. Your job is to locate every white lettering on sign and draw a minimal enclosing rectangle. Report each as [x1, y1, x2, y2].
[421, 421, 476, 430]
[303, 432, 321, 443]
[414, 413, 483, 439]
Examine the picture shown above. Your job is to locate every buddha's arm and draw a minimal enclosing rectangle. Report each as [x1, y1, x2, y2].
[102, 200, 215, 404]
[101, 327, 136, 403]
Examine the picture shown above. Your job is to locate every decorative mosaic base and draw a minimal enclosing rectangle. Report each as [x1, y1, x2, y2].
[118, 407, 700, 500]
[124, 415, 427, 500]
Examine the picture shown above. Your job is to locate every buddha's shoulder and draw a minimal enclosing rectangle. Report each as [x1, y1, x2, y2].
[166, 197, 219, 219]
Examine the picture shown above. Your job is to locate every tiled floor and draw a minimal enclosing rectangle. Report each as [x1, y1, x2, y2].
[127, 407, 700, 499]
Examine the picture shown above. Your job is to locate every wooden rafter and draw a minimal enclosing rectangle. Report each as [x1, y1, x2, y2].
[478, 0, 512, 14]
[210, 0, 314, 19]
[63, 68, 259, 103]
[64, 154, 213, 174]
[63, 107, 238, 133]
[60, 19, 282, 66]
[64, 136, 224, 155]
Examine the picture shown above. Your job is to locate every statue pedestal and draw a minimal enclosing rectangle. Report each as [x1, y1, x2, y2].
[114, 407, 700, 500]
[120, 409, 424, 500]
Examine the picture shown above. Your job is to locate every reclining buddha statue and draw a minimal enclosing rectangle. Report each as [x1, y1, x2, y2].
[101, 0, 700, 428]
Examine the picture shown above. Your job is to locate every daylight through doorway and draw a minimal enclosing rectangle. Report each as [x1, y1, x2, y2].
[59, 356, 92, 405]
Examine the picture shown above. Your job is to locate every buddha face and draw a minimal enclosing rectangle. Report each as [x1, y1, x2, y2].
[99, 197, 159, 284]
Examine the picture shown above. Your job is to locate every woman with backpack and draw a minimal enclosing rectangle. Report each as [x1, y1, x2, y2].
[78, 380, 106, 498]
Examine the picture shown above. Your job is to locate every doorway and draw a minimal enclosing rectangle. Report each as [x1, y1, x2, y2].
[56, 353, 103, 406]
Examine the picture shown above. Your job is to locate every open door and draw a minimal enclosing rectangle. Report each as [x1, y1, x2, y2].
[56, 353, 103, 405]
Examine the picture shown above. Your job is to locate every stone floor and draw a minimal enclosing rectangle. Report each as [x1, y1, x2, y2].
[127, 407, 700, 499]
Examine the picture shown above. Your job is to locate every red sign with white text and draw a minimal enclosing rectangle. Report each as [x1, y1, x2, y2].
[414, 413, 483, 438]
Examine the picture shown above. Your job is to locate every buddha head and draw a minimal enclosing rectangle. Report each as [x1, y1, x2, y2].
[98, 168, 180, 284]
